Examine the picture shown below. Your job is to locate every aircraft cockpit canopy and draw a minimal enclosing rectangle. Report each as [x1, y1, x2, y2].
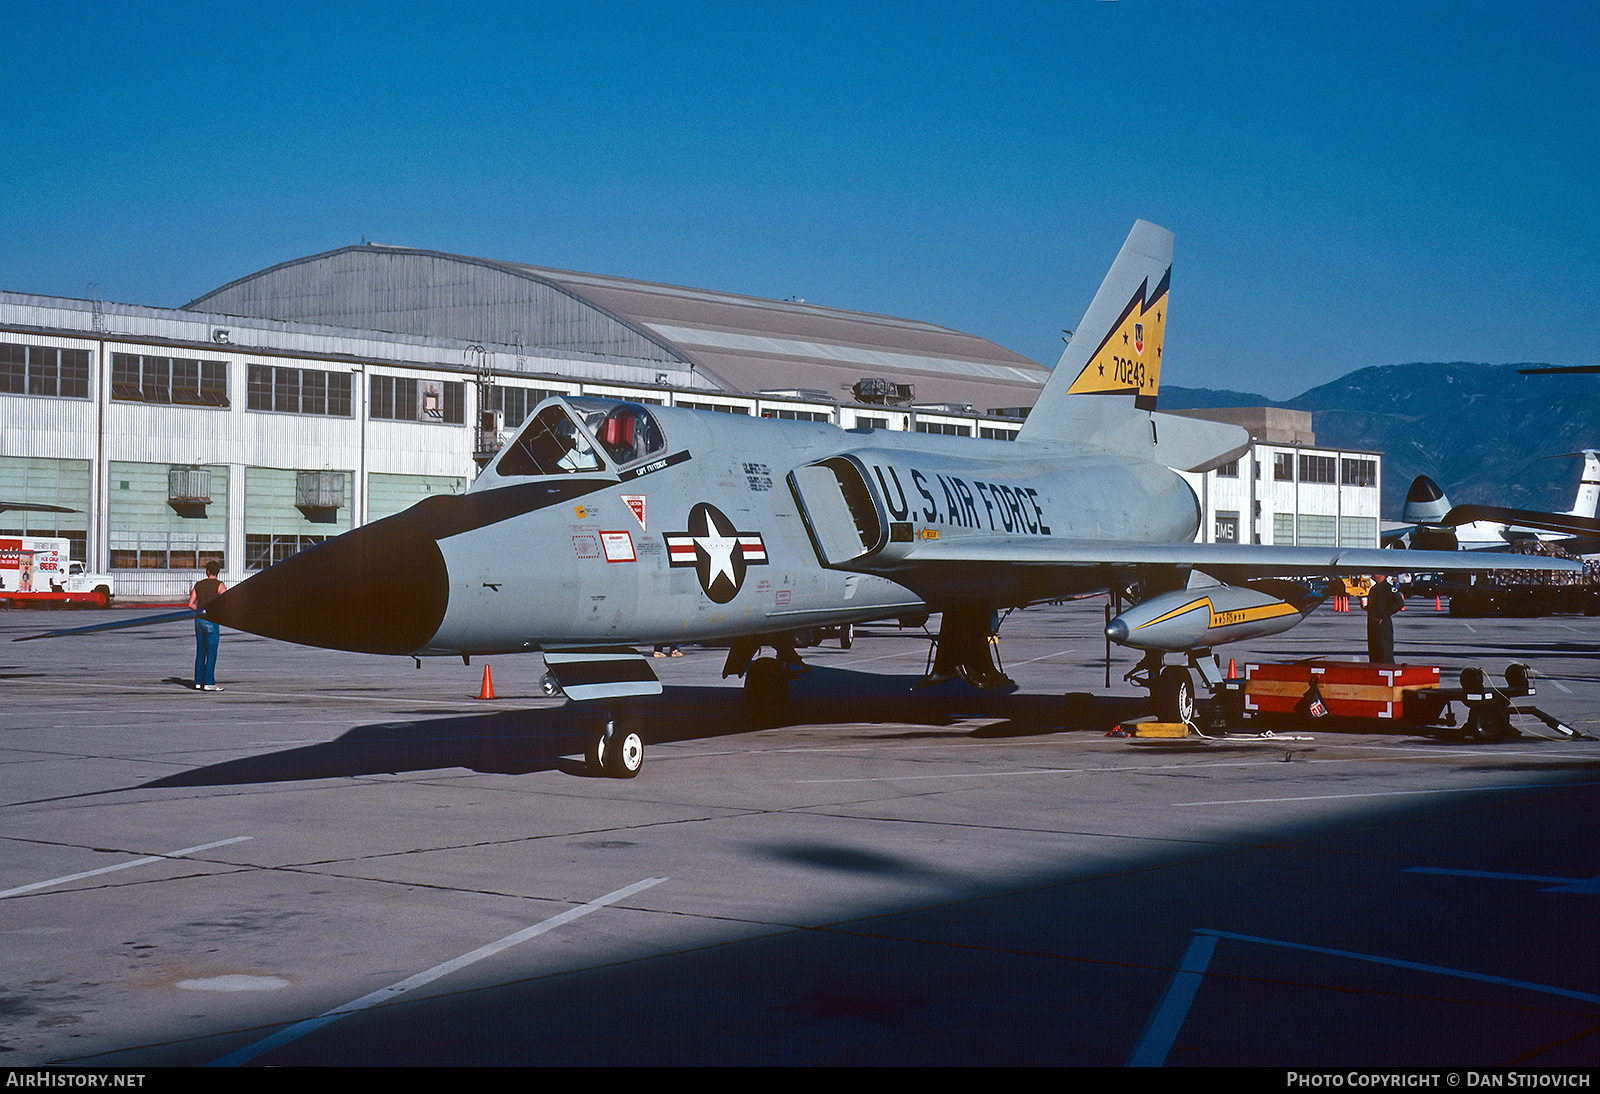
[572, 399, 665, 466]
[493, 398, 666, 478]
[495, 403, 604, 476]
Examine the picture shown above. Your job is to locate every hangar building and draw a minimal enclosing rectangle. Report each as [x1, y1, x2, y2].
[0, 243, 1379, 598]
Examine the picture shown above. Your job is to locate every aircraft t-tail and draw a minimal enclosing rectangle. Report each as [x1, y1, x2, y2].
[27, 221, 1581, 775]
[1394, 452, 1600, 552]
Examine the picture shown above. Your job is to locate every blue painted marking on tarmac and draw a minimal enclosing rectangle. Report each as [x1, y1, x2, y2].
[1197, 928, 1600, 1006]
[1406, 865, 1600, 894]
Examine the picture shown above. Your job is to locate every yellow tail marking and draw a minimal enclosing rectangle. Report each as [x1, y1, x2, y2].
[1064, 268, 1170, 410]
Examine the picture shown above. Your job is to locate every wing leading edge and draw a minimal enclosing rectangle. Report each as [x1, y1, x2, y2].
[836, 537, 1583, 604]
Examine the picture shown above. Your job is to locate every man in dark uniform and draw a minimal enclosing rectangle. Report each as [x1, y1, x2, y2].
[1365, 572, 1405, 663]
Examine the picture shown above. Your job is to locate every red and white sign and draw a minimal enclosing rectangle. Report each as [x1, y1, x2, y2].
[620, 494, 647, 531]
[600, 531, 636, 562]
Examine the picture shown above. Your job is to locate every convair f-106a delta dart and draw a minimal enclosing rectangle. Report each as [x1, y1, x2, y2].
[34, 221, 1579, 775]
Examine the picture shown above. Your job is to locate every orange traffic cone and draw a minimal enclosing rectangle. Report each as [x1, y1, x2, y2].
[477, 664, 496, 700]
[1435, 595, 1442, 612]
[1228, 657, 1237, 680]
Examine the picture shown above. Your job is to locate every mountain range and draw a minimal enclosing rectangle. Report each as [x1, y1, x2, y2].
[1162, 363, 1600, 517]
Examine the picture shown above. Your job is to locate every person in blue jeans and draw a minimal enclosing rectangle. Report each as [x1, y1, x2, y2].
[189, 560, 227, 691]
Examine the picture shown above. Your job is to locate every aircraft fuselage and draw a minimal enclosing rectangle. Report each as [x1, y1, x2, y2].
[207, 399, 1203, 657]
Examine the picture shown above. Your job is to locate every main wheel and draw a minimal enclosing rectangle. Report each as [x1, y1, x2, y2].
[605, 730, 644, 778]
[1154, 666, 1196, 724]
[744, 656, 789, 726]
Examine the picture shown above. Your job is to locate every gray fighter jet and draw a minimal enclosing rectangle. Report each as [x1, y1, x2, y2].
[69, 221, 1584, 775]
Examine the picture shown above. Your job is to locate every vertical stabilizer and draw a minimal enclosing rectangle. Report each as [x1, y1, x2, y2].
[1020, 221, 1171, 444]
[1561, 450, 1600, 518]
[1016, 222, 1246, 473]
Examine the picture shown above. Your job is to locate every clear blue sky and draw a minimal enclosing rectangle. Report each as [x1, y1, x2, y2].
[2, 0, 1595, 400]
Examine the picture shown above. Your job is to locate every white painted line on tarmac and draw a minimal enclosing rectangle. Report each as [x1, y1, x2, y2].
[828, 650, 931, 667]
[1005, 648, 1077, 668]
[1174, 779, 1600, 807]
[0, 836, 253, 899]
[1128, 932, 1217, 1067]
[800, 758, 1308, 784]
[208, 876, 667, 1067]
[1550, 679, 1574, 694]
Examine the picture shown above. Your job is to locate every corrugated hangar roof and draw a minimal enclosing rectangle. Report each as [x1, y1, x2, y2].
[185, 245, 1050, 410]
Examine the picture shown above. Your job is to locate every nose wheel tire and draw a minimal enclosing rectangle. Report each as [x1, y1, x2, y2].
[587, 722, 644, 777]
[606, 730, 643, 777]
[1154, 666, 1196, 725]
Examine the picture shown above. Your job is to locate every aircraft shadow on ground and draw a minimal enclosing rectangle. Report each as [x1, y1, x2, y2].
[136, 667, 1152, 789]
[100, 778, 1600, 1067]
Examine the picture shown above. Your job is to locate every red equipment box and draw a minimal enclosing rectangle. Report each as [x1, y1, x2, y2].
[1242, 661, 1440, 721]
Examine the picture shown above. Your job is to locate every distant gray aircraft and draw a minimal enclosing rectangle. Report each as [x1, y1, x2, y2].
[1390, 451, 1600, 553]
[32, 222, 1580, 775]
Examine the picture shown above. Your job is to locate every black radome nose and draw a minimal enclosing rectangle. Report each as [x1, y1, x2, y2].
[205, 515, 449, 655]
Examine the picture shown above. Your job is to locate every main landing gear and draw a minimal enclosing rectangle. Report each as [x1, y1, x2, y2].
[1126, 649, 1224, 726]
[920, 606, 1016, 691]
[586, 717, 643, 778]
[723, 636, 807, 727]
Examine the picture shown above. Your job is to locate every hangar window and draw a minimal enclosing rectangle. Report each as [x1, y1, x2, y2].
[914, 421, 971, 436]
[496, 405, 605, 476]
[492, 386, 561, 429]
[1341, 458, 1376, 487]
[1273, 452, 1294, 481]
[678, 400, 750, 415]
[370, 375, 464, 424]
[245, 534, 328, 570]
[1298, 455, 1337, 484]
[1297, 513, 1338, 547]
[1216, 459, 1239, 477]
[1, 344, 90, 399]
[248, 364, 353, 416]
[1340, 515, 1377, 547]
[111, 353, 228, 406]
[764, 408, 832, 422]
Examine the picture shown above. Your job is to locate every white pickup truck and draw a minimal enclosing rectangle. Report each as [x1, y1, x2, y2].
[0, 536, 115, 607]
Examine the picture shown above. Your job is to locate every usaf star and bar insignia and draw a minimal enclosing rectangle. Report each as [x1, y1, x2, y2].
[664, 502, 768, 603]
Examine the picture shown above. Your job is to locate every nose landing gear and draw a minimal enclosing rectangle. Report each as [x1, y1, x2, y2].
[586, 718, 644, 778]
